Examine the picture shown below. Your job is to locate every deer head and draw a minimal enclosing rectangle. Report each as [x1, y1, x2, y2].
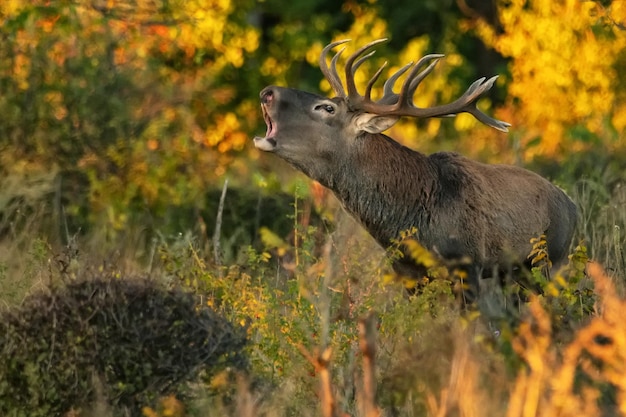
[254, 39, 509, 175]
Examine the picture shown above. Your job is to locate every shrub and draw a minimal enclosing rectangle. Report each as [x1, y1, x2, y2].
[0, 276, 248, 416]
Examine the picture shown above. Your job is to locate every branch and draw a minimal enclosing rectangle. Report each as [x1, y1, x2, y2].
[358, 313, 381, 417]
[297, 344, 340, 417]
[213, 178, 228, 267]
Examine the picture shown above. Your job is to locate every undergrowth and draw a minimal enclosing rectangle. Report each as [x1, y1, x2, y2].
[0, 175, 624, 416]
[0, 273, 247, 417]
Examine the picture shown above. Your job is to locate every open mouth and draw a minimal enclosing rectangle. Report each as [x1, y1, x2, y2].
[263, 104, 276, 137]
[253, 103, 277, 151]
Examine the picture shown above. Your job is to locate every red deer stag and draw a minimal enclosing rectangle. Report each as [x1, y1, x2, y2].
[253, 39, 577, 301]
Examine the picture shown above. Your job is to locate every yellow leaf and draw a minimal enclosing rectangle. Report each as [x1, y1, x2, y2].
[142, 407, 158, 417]
[403, 278, 419, 290]
[555, 275, 568, 288]
[210, 370, 230, 390]
[403, 239, 438, 268]
[546, 283, 560, 297]
[259, 227, 289, 252]
[382, 273, 396, 285]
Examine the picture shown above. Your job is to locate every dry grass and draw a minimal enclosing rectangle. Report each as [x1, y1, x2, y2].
[505, 261, 626, 417]
[288, 261, 625, 417]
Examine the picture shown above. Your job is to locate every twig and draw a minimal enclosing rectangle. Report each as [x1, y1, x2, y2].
[456, 0, 480, 20]
[299, 313, 384, 417]
[47, 312, 57, 371]
[213, 178, 228, 267]
[297, 344, 339, 417]
[321, 236, 334, 348]
[235, 374, 258, 417]
[358, 313, 381, 417]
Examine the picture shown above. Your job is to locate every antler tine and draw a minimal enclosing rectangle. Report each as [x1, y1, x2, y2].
[320, 39, 351, 97]
[405, 75, 510, 131]
[329, 48, 347, 94]
[435, 77, 494, 115]
[463, 77, 492, 102]
[468, 105, 511, 132]
[364, 61, 388, 100]
[404, 54, 445, 100]
[383, 63, 412, 95]
[353, 51, 377, 75]
[463, 76, 511, 132]
[382, 62, 413, 98]
[344, 38, 389, 99]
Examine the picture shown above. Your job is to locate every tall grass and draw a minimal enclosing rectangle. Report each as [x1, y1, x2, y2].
[575, 178, 626, 282]
[0, 170, 625, 416]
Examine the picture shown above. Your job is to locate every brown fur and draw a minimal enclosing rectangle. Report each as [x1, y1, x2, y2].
[254, 86, 577, 300]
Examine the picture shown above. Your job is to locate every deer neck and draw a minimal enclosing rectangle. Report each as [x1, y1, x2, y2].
[320, 134, 438, 245]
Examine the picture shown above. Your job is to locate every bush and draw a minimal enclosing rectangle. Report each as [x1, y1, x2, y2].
[0, 276, 248, 416]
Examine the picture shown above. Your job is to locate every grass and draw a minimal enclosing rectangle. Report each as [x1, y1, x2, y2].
[0, 171, 625, 416]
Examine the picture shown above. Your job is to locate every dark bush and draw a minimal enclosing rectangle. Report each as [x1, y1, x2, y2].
[0, 276, 248, 416]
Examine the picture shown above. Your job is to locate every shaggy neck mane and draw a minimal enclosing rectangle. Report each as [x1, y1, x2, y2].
[319, 133, 439, 245]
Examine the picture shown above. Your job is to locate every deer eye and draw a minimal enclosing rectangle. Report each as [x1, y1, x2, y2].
[315, 104, 335, 114]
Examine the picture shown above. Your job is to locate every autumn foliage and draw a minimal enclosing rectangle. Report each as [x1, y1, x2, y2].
[474, 0, 626, 157]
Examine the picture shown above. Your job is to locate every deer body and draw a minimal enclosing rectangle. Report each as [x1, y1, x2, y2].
[254, 40, 577, 298]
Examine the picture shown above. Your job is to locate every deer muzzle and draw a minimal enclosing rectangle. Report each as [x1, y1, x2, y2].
[253, 87, 278, 151]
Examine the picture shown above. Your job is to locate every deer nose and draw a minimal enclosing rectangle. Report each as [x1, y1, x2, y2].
[260, 87, 274, 105]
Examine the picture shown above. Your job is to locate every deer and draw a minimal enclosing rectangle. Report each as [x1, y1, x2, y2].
[253, 39, 577, 302]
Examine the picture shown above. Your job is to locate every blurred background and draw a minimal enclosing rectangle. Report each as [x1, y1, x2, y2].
[1, 0, 625, 272]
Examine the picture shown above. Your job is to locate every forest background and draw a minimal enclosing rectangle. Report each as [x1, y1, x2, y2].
[1, 0, 626, 416]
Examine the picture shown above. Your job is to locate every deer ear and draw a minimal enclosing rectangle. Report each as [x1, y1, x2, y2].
[354, 113, 399, 134]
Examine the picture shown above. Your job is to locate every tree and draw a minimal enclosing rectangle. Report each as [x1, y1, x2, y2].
[472, 0, 626, 159]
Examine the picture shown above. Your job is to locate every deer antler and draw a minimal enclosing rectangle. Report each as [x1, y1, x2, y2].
[319, 39, 511, 133]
